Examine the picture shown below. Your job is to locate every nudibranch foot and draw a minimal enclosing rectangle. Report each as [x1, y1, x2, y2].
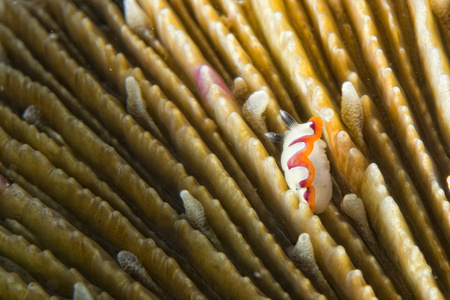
[266, 110, 332, 213]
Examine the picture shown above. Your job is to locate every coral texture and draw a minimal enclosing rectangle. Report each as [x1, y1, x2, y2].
[0, 0, 449, 299]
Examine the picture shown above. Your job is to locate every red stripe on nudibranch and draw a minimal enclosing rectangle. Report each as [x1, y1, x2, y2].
[286, 117, 323, 210]
[303, 186, 316, 211]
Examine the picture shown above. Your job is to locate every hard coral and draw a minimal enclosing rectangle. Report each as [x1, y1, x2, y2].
[0, 0, 449, 298]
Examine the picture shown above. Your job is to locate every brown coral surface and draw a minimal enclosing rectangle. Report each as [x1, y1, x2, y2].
[0, 0, 449, 299]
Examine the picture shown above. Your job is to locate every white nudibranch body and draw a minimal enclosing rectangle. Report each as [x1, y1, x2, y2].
[266, 111, 332, 213]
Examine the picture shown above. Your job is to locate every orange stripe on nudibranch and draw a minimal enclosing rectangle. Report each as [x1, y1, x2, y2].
[286, 117, 323, 210]
[304, 185, 316, 211]
[266, 111, 332, 213]
[266, 111, 331, 214]
[288, 117, 323, 148]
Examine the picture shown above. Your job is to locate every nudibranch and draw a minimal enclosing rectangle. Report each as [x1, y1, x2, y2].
[266, 111, 332, 213]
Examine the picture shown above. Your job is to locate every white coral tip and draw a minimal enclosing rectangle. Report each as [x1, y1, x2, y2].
[124, 0, 149, 28]
[245, 90, 269, 116]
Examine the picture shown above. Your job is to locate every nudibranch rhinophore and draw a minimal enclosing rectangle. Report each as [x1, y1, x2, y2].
[266, 111, 332, 213]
